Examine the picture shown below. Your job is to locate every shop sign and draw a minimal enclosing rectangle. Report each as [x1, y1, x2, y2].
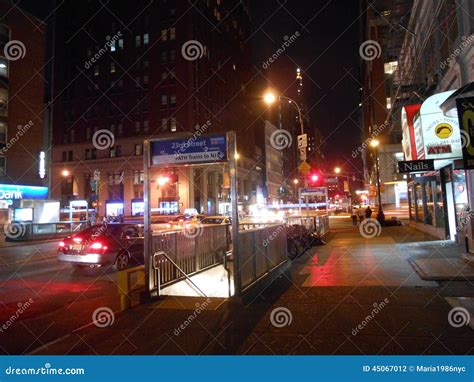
[456, 96, 474, 169]
[401, 104, 422, 161]
[151, 134, 227, 166]
[398, 159, 434, 174]
[417, 90, 462, 160]
[300, 187, 327, 197]
[0, 184, 48, 201]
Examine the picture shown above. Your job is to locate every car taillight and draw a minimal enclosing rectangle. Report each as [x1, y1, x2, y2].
[90, 242, 103, 249]
[73, 237, 83, 243]
[59, 241, 65, 247]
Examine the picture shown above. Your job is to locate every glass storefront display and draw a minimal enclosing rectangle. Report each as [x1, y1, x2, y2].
[415, 183, 424, 223]
[424, 181, 434, 225]
[435, 177, 445, 228]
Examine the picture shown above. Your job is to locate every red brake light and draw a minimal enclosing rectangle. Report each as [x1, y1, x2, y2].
[59, 241, 65, 247]
[90, 242, 103, 250]
[73, 237, 83, 243]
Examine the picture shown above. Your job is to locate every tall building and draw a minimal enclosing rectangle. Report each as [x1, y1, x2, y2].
[50, 0, 260, 217]
[0, 0, 47, 216]
[359, 0, 413, 208]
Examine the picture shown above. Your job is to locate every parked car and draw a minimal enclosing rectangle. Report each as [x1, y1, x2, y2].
[58, 223, 144, 271]
[200, 216, 231, 225]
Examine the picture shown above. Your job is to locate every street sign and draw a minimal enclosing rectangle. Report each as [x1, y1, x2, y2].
[398, 159, 434, 173]
[456, 97, 474, 169]
[300, 187, 327, 197]
[298, 161, 311, 174]
[150, 134, 227, 166]
[297, 134, 308, 149]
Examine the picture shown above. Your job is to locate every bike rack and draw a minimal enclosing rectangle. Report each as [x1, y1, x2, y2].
[152, 251, 208, 298]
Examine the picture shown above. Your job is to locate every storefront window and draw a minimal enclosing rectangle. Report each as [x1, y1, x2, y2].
[453, 170, 468, 226]
[424, 182, 434, 225]
[408, 185, 415, 220]
[435, 177, 445, 228]
[415, 183, 423, 223]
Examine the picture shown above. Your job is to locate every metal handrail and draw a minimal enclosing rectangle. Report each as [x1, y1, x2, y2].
[153, 251, 207, 297]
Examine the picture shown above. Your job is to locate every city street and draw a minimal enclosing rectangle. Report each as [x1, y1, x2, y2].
[0, 241, 121, 354]
[1, 217, 467, 356]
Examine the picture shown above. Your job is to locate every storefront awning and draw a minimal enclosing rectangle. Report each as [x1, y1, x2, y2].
[440, 81, 474, 114]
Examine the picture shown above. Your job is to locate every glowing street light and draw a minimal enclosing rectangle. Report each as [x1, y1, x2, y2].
[334, 167, 341, 174]
[263, 92, 277, 105]
[62, 169, 70, 177]
[234, 152, 240, 160]
[370, 139, 380, 148]
[293, 178, 299, 185]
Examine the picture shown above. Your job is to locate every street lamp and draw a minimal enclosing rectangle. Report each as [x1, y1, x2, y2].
[370, 139, 385, 223]
[334, 167, 341, 174]
[293, 178, 299, 185]
[62, 169, 70, 177]
[263, 91, 304, 136]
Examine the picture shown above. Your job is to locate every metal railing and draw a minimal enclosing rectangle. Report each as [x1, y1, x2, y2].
[150, 225, 228, 292]
[236, 224, 287, 292]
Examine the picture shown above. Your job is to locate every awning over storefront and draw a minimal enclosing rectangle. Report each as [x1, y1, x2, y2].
[440, 81, 474, 114]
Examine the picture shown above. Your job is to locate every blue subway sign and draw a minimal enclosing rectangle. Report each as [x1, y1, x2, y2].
[0, 184, 48, 201]
[151, 134, 227, 166]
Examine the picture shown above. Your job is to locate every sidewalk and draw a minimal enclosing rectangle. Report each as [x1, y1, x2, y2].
[33, 219, 474, 355]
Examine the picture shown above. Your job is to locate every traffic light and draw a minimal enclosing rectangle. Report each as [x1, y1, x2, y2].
[308, 171, 321, 185]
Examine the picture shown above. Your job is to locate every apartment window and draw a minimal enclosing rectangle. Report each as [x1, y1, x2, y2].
[110, 41, 116, 52]
[70, 129, 75, 143]
[0, 57, 8, 78]
[160, 51, 168, 64]
[170, 117, 177, 132]
[143, 75, 149, 86]
[135, 76, 141, 87]
[118, 123, 123, 137]
[384, 61, 398, 75]
[143, 33, 149, 45]
[86, 127, 91, 139]
[161, 118, 168, 131]
[94, 65, 99, 76]
[386, 97, 392, 109]
[135, 35, 141, 47]
[62, 151, 67, 162]
[133, 170, 144, 185]
[169, 27, 176, 40]
[161, 29, 168, 41]
[143, 120, 149, 133]
[0, 157, 5, 176]
[68, 151, 73, 161]
[161, 95, 168, 106]
[135, 121, 140, 133]
[143, 60, 149, 68]
[170, 49, 176, 63]
[170, 8, 176, 17]
[110, 62, 116, 74]
[135, 144, 143, 156]
[85, 148, 96, 160]
[110, 145, 121, 158]
[0, 122, 6, 151]
[170, 94, 176, 106]
[118, 38, 124, 49]
[0, 89, 8, 116]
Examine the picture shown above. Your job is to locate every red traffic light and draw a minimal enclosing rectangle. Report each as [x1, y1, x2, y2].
[311, 174, 319, 182]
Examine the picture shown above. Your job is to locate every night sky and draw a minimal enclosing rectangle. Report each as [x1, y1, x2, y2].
[250, 0, 362, 176]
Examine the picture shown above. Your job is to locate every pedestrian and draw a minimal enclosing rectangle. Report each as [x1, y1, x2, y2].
[351, 206, 358, 226]
[365, 206, 372, 219]
[359, 205, 364, 224]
